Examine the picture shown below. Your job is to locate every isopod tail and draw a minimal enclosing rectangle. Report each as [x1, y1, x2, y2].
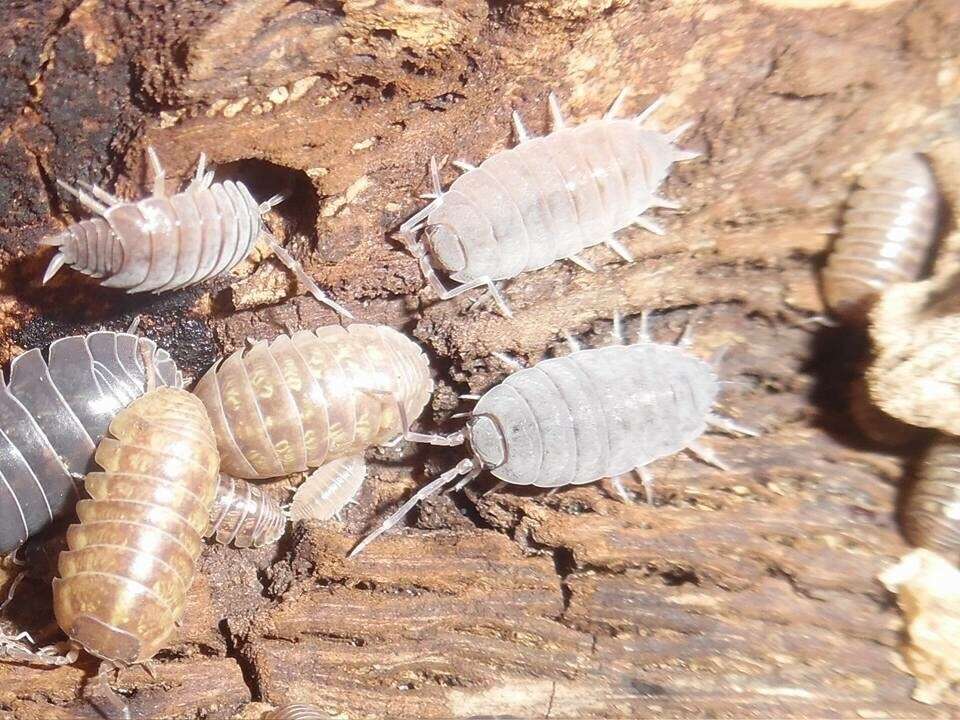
[40, 218, 118, 284]
[348, 458, 477, 557]
[42, 251, 67, 284]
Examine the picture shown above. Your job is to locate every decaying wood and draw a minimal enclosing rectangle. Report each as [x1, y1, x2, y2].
[1, 0, 959, 717]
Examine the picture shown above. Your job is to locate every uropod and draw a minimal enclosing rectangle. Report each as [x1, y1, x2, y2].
[43, 147, 353, 318]
[350, 311, 757, 556]
[399, 89, 701, 316]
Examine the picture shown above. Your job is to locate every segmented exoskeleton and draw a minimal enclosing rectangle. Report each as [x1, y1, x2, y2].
[399, 90, 700, 316]
[53, 387, 219, 665]
[351, 311, 757, 556]
[822, 151, 940, 322]
[903, 436, 960, 562]
[0, 332, 180, 556]
[193, 324, 435, 485]
[207, 473, 287, 548]
[265, 704, 326, 720]
[44, 147, 352, 317]
[290, 455, 366, 522]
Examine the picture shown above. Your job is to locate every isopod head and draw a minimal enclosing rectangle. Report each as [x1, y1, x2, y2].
[465, 414, 507, 470]
[424, 222, 467, 273]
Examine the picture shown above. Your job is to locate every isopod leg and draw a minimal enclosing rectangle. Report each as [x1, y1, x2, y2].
[604, 237, 634, 262]
[637, 310, 652, 343]
[360, 387, 466, 447]
[635, 95, 665, 125]
[491, 351, 526, 372]
[548, 92, 565, 130]
[452, 160, 477, 173]
[634, 216, 665, 236]
[676, 309, 701, 347]
[78, 181, 122, 207]
[567, 254, 596, 273]
[637, 466, 655, 505]
[562, 331, 581, 353]
[512, 111, 531, 143]
[707, 413, 760, 437]
[146, 146, 167, 198]
[266, 239, 354, 319]
[604, 87, 631, 119]
[649, 195, 681, 210]
[348, 458, 476, 557]
[423, 269, 513, 318]
[686, 440, 730, 472]
[610, 475, 631, 502]
[611, 309, 625, 345]
[56, 180, 109, 215]
[89, 660, 132, 720]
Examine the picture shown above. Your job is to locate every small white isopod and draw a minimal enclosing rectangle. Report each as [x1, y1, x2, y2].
[399, 89, 700, 316]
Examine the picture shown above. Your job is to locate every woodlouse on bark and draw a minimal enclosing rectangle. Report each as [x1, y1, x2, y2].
[44, 147, 353, 318]
[207, 473, 287, 548]
[903, 436, 960, 562]
[821, 151, 941, 322]
[290, 455, 366, 522]
[0, 331, 180, 556]
[398, 89, 701, 316]
[53, 386, 220, 665]
[192, 324, 436, 486]
[350, 311, 757, 556]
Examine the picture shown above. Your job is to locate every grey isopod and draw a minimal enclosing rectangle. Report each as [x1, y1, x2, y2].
[399, 89, 700, 316]
[350, 311, 756, 556]
[43, 147, 352, 317]
[0, 331, 180, 556]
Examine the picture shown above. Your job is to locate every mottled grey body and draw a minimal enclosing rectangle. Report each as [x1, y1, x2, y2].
[903, 437, 960, 562]
[0, 332, 180, 555]
[470, 343, 718, 487]
[822, 151, 940, 321]
[428, 120, 679, 283]
[44, 178, 265, 294]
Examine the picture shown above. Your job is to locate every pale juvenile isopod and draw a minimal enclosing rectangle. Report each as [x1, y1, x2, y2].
[0, 331, 180, 556]
[290, 455, 366, 522]
[399, 89, 700, 316]
[264, 704, 326, 720]
[903, 436, 960, 562]
[821, 151, 941, 322]
[207, 473, 287, 548]
[193, 324, 436, 491]
[43, 148, 353, 317]
[350, 311, 757, 555]
[53, 386, 220, 665]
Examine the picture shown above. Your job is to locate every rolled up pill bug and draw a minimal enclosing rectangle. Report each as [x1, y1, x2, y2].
[53, 386, 220, 666]
[43, 147, 352, 317]
[399, 89, 700, 316]
[0, 331, 180, 556]
[193, 324, 436, 491]
[903, 436, 960, 562]
[350, 311, 757, 556]
[822, 151, 941, 323]
[207, 474, 287, 548]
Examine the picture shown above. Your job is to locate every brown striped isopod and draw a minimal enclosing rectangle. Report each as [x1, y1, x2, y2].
[207, 473, 287, 548]
[399, 89, 700, 316]
[192, 324, 436, 488]
[44, 147, 352, 317]
[903, 436, 960, 562]
[52, 386, 220, 665]
[821, 151, 941, 322]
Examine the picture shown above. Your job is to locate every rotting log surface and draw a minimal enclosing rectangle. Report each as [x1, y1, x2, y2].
[1, 0, 959, 718]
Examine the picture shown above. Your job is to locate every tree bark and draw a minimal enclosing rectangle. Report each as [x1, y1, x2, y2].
[1, 0, 959, 717]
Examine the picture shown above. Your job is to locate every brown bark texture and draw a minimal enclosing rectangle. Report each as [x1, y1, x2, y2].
[1, 0, 959, 718]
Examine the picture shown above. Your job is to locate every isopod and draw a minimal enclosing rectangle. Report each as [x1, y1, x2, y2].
[350, 311, 756, 556]
[399, 89, 700, 316]
[264, 704, 326, 720]
[53, 386, 220, 665]
[192, 324, 435, 484]
[43, 147, 352, 317]
[821, 151, 940, 322]
[207, 473, 287, 548]
[903, 436, 960, 562]
[290, 455, 366, 522]
[0, 331, 180, 556]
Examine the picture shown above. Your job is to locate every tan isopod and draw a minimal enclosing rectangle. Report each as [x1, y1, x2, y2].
[207, 474, 287, 548]
[264, 704, 326, 720]
[43, 147, 352, 317]
[52, 386, 220, 665]
[192, 324, 436, 485]
[821, 151, 941, 322]
[903, 436, 960, 562]
[290, 455, 366, 522]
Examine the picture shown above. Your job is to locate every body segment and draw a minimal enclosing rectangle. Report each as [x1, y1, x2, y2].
[903, 437, 960, 562]
[822, 151, 940, 322]
[52, 387, 219, 664]
[207, 474, 287, 548]
[193, 324, 433, 480]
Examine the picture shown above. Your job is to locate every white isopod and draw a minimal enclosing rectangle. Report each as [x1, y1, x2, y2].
[350, 311, 756, 556]
[399, 89, 700, 316]
[290, 455, 366, 522]
[42, 148, 352, 317]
